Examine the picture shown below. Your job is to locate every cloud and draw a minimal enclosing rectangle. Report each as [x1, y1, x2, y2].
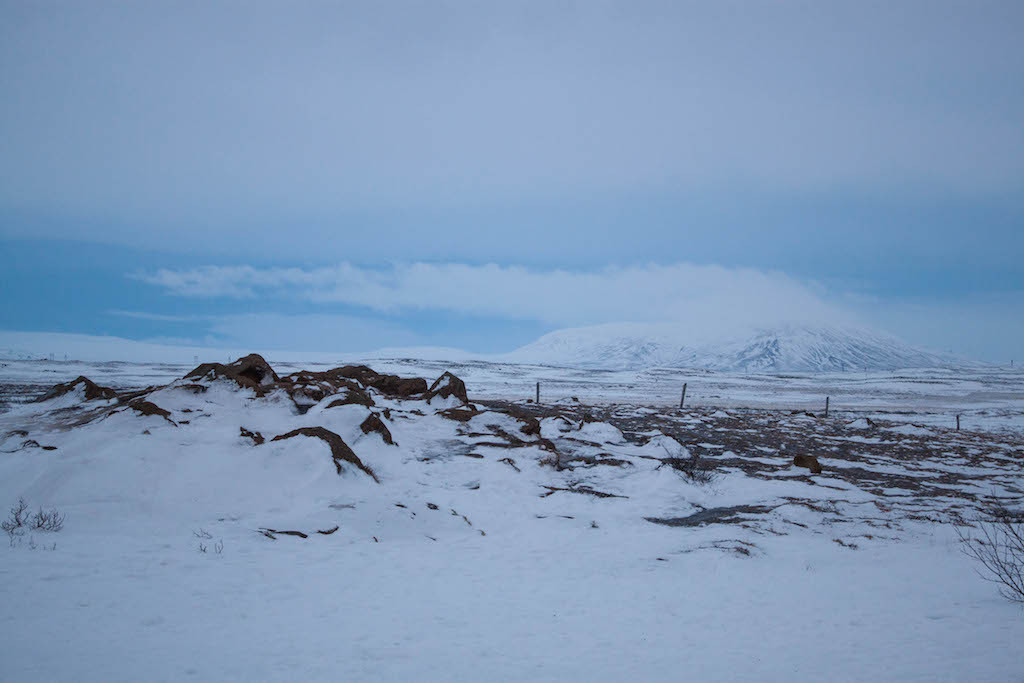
[106, 309, 206, 323]
[202, 313, 419, 353]
[1, 1, 1021, 230]
[135, 261, 856, 335]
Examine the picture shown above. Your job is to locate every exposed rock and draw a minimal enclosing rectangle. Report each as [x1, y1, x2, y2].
[37, 376, 117, 402]
[373, 375, 428, 398]
[185, 354, 279, 391]
[259, 528, 308, 539]
[438, 407, 482, 422]
[426, 371, 468, 404]
[645, 504, 776, 527]
[511, 412, 541, 436]
[128, 400, 176, 425]
[360, 413, 395, 445]
[271, 427, 379, 482]
[280, 372, 362, 398]
[240, 426, 265, 445]
[541, 485, 627, 499]
[793, 454, 823, 474]
[330, 365, 427, 398]
[325, 388, 375, 409]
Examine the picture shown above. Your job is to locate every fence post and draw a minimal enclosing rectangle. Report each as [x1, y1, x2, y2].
[825, 396, 830, 418]
[536, 381, 540, 404]
[679, 383, 687, 409]
[956, 414, 960, 431]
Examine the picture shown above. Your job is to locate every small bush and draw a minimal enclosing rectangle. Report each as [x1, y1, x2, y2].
[658, 441, 718, 485]
[4, 498, 65, 543]
[956, 505, 1024, 603]
[2, 497, 31, 540]
[30, 506, 65, 532]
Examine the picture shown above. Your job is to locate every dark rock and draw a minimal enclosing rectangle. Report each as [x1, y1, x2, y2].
[330, 365, 427, 398]
[271, 427, 379, 482]
[184, 354, 279, 391]
[426, 371, 468, 404]
[373, 375, 428, 398]
[646, 504, 776, 527]
[325, 388, 375, 409]
[333, 366, 425, 397]
[259, 528, 308, 538]
[516, 414, 541, 436]
[37, 376, 117, 402]
[128, 400, 176, 425]
[541, 485, 627, 499]
[360, 413, 395, 445]
[438, 407, 481, 422]
[240, 426, 265, 445]
[793, 454, 823, 474]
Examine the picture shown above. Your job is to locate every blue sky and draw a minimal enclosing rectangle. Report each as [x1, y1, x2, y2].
[1, 2, 1022, 361]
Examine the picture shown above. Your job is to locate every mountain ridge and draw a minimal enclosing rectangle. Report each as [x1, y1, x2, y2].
[505, 322, 973, 372]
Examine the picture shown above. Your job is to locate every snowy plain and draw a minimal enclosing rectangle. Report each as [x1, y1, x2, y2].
[1, 354, 1022, 682]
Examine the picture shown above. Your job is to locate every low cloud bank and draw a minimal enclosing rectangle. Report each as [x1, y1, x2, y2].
[136, 261, 855, 338]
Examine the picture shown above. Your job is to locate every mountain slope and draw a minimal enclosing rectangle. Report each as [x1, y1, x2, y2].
[507, 322, 969, 371]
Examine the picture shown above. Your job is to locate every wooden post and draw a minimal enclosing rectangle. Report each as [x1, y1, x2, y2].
[679, 383, 687, 409]
[825, 396, 830, 418]
[536, 381, 540, 404]
[956, 414, 960, 431]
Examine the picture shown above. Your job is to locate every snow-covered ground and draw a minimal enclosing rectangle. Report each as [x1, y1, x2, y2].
[1, 356, 1022, 681]
[6, 356, 1019, 432]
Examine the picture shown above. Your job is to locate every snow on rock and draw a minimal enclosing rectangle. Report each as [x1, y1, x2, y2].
[37, 375, 118, 402]
[425, 371, 468, 404]
[576, 420, 625, 444]
[185, 353, 279, 389]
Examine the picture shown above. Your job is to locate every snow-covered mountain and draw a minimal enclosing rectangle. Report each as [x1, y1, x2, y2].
[507, 322, 970, 372]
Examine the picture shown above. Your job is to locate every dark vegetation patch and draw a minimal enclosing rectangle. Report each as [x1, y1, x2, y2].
[645, 504, 776, 527]
[541, 485, 627, 499]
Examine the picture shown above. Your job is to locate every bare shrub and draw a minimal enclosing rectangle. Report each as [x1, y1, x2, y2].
[956, 505, 1024, 603]
[2, 497, 30, 539]
[30, 506, 65, 532]
[659, 443, 717, 485]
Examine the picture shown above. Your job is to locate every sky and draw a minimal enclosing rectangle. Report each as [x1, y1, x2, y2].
[1, 1, 1022, 361]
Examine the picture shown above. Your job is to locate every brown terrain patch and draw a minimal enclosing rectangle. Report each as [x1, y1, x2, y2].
[360, 413, 395, 445]
[271, 426, 379, 482]
[37, 376, 117, 402]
